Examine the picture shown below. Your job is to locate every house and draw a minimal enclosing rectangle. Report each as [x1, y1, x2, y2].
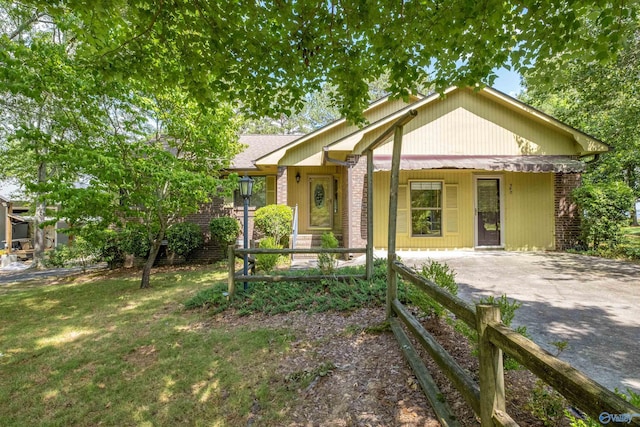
[194, 86, 607, 259]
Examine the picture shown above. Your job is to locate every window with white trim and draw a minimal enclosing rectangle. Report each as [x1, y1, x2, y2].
[410, 181, 442, 237]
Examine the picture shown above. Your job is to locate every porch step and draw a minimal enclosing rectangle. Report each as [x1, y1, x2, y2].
[291, 234, 343, 259]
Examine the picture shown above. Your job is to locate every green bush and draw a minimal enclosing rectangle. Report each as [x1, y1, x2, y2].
[166, 222, 203, 257]
[411, 260, 458, 317]
[44, 245, 71, 268]
[254, 205, 292, 246]
[209, 216, 241, 255]
[572, 181, 634, 251]
[317, 231, 339, 274]
[255, 237, 281, 273]
[95, 229, 125, 269]
[119, 224, 152, 258]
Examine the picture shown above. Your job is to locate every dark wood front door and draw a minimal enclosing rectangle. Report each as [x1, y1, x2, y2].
[476, 178, 501, 246]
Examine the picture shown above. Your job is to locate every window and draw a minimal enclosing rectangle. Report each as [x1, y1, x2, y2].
[225, 176, 267, 208]
[410, 181, 442, 237]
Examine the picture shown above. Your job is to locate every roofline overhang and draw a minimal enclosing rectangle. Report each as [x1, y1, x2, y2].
[255, 93, 424, 167]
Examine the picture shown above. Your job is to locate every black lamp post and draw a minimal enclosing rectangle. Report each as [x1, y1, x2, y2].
[238, 174, 254, 290]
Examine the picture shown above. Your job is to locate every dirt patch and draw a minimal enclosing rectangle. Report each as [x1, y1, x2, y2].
[214, 308, 551, 426]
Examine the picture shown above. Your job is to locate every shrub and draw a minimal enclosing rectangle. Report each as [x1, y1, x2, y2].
[209, 216, 241, 255]
[411, 260, 458, 317]
[44, 245, 71, 268]
[95, 229, 125, 269]
[166, 222, 203, 257]
[317, 231, 339, 274]
[572, 181, 634, 251]
[119, 224, 152, 258]
[254, 205, 292, 246]
[255, 237, 281, 273]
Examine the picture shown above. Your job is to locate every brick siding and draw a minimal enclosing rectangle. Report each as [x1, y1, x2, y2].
[343, 154, 368, 250]
[277, 167, 287, 205]
[554, 173, 582, 250]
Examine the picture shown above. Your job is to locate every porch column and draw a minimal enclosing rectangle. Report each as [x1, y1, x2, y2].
[366, 149, 373, 280]
[276, 167, 288, 205]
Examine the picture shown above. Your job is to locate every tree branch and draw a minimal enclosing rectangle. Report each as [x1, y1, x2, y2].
[9, 10, 47, 40]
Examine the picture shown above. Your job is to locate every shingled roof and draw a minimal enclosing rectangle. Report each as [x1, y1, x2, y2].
[231, 134, 300, 170]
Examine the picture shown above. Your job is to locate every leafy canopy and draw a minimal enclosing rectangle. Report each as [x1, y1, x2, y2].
[25, 0, 639, 122]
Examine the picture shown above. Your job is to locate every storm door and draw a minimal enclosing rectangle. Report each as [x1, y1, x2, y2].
[475, 178, 502, 247]
[309, 176, 333, 229]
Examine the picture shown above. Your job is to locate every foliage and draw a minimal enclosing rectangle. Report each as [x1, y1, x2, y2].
[0, 265, 298, 426]
[478, 294, 529, 370]
[209, 216, 241, 255]
[526, 380, 567, 427]
[165, 222, 203, 257]
[411, 260, 458, 317]
[254, 204, 293, 247]
[44, 237, 100, 270]
[572, 181, 634, 250]
[119, 224, 152, 258]
[85, 228, 125, 269]
[317, 231, 339, 274]
[43, 245, 71, 268]
[186, 262, 409, 315]
[255, 237, 282, 273]
[565, 389, 640, 426]
[521, 31, 640, 219]
[20, 1, 638, 124]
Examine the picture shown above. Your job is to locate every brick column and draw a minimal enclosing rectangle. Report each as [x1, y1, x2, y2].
[554, 173, 582, 250]
[277, 167, 288, 205]
[344, 154, 368, 249]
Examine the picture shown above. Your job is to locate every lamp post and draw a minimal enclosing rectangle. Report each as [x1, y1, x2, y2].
[238, 174, 254, 290]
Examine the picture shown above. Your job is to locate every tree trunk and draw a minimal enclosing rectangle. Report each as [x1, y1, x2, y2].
[140, 239, 163, 289]
[32, 161, 47, 269]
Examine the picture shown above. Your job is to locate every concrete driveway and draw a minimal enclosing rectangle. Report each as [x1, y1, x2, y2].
[391, 250, 640, 394]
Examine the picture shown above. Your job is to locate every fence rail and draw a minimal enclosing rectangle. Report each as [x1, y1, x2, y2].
[389, 260, 640, 427]
[227, 245, 367, 299]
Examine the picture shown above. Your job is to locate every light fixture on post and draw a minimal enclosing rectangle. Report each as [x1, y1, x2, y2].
[295, 171, 301, 184]
[238, 174, 254, 290]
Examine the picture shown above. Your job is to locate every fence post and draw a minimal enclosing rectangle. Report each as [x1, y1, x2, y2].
[228, 245, 235, 300]
[477, 304, 505, 427]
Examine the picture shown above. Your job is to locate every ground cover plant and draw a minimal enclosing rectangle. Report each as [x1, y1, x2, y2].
[0, 266, 298, 426]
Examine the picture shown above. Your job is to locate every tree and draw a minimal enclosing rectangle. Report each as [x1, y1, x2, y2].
[1, 2, 242, 287]
[24, 0, 638, 123]
[0, 6, 106, 267]
[62, 89, 242, 288]
[521, 30, 640, 223]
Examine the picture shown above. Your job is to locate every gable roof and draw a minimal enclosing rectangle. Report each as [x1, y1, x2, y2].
[254, 87, 608, 168]
[254, 93, 424, 167]
[232, 134, 300, 170]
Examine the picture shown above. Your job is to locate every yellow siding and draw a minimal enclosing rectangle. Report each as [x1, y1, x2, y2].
[278, 98, 415, 166]
[373, 170, 556, 250]
[373, 170, 475, 249]
[504, 172, 555, 250]
[373, 90, 577, 157]
[288, 166, 342, 234]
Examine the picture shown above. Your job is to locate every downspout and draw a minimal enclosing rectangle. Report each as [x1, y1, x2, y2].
[322, 146, 351, 167]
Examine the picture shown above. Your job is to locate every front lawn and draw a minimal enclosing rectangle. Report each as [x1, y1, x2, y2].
[0, 266, 296, 426]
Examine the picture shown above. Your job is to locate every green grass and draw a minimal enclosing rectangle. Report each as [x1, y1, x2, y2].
[0, 265, 297, 426]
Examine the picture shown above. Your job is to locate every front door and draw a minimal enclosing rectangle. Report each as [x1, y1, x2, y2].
[309, 176, 333, 229]
[476, 178, 502, 247]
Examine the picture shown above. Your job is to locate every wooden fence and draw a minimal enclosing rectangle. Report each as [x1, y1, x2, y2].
[389, 260, 640, 427]
[227, 245, 368, 299]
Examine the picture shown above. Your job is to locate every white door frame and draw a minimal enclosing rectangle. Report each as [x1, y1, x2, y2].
[474, 175, 505, 248]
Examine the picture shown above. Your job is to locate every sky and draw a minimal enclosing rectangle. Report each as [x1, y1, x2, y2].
[491, 67, 524, 97]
